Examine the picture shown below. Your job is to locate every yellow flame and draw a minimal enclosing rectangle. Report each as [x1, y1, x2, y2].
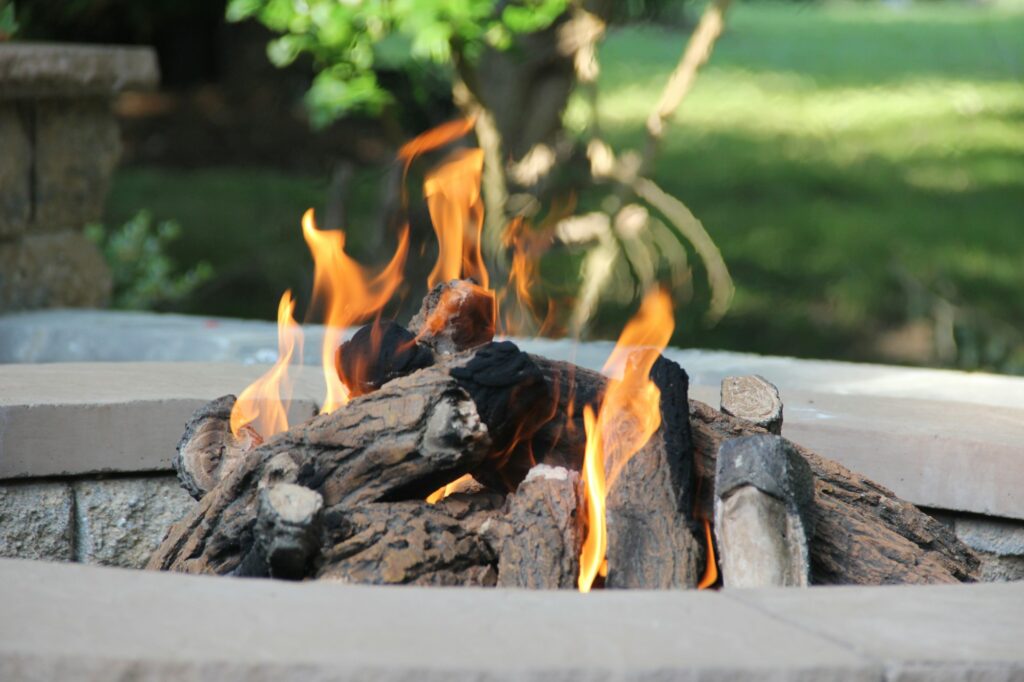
[578, 289, 675, 591]
[301, 208, 409, 413]
[229, 290, 303, 440]
[423, 148, 488, 290]
[578, 405, 607, 593]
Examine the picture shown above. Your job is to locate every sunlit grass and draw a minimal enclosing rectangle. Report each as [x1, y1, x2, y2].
[108, 1, 1024, 369]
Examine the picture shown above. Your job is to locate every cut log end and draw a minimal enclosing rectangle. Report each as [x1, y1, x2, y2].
[174, 394, 254, 500]
[720, 375, 783, 435]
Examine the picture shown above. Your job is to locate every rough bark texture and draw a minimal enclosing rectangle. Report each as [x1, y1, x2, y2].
[316, 493, 502, 586]
[173, 394, 255, 500]
[720, 375, 783, 435]
[605, 357, 703, 589]
[151, 367, 491, 575]
[491, 465, 582, 589]
[689, 400, 980, 584]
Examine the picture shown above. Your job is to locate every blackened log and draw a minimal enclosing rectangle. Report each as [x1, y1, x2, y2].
[490, 465, 582, 589]
[248, 483, 324, 580]
[689, 400, 980, 584]
[720, 375, 783, 434]
[316, 494, 502, 586]
[409, 279, 496, 354]
[605, 356, 703, 589]
[449, 341, 554, 491]
[337, 320, 433, 398]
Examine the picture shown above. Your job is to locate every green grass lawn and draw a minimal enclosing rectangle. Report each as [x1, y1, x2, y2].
[106, 1, 1024, 370]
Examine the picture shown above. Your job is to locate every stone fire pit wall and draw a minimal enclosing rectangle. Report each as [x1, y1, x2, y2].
[0, 43, 158, 310]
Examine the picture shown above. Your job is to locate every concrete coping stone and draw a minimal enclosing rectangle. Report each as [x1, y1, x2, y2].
[0, 43, 159, 99]
[0, 362, 321, 480]
[1, 559, 1022, 680]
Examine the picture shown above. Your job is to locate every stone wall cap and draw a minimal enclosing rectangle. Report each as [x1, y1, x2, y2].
[0, 42, 158, 98]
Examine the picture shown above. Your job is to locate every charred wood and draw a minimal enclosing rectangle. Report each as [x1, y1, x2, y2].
[409, 279, 496, 355]
[605, 356, 702, 589]
[337, 320, 434, 398]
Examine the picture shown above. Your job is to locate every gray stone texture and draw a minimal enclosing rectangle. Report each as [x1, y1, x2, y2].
[0, 362, 321, 480]
[33, 99, 121, 230]
[0, 230, 112, 309]
[0, 43, 158, 99]
[72, 476, 194, 568]
[0, 105, 31, 238]
[726, 582, 1024, 676]
[0, 559, 878, 681]
[0, 482, 73, 561]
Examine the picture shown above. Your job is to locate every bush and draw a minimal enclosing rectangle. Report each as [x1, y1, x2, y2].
[86, 211, 213, 311]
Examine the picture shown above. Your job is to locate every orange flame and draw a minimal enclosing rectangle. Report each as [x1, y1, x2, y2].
[301, 209, 409, 413]
[697, 518, 718, 589]
[425, 473, 477, 504]
[423, 148, 488, 290]
[229, 290, 304, 440]
[578, 289, 675, 592]
[398, 116, 476, 167]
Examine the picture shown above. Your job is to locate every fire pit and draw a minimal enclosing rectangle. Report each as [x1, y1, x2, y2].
[144, 122, 978, 591]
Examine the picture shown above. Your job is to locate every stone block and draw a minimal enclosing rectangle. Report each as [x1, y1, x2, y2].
[0, 559, 878, 680]
[0, 105, 31, 237]
[0, 362, 322, 479]
[0, 43, 158, 99]
[0, 230, 112, 310]
[0, 482, 73, 561]
[34, 99, 121, 229]
[954, 516, 1024, 557]
[73, 477, 195, 569]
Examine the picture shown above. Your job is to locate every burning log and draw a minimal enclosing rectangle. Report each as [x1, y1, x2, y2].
[714, 435, 814, 587]
[489, 465, 583, 589]
[317, 493, 502, 586]
[690, 400, 980, 584]
[502, 362, 978, 585]
[336, 319, 434, 398]
[720, 375, 783, 435]
[150, 366, 492, 575]
[409, 279, 496, 355]
[173, 394, 254, 500]
[605, 357, 703, 589]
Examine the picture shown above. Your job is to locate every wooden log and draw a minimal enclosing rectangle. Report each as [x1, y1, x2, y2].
[316, 493, 502, 586]
[490, 465, 582, 589]
[336, 319, 434, 398]
[714, 435, 813, 588]
[605, 356, 703, 589]
[173, 394, 257, 500]
[720, 375, 783, 435]
[689, 400, 980, 584]
[513, 363, 979, 585]
[151, 367, 492, 575]
[237, 483, 324, 580]
[408, 279, 496, 355]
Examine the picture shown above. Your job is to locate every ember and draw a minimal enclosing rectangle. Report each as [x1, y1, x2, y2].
[151, 119, 980, 590]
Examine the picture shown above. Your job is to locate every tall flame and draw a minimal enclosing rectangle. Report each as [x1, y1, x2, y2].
[229, 290, 304, 440]
[423, 148, 488, 289]
[302, 209, 409, 413]
[578, 289, 674, 592]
